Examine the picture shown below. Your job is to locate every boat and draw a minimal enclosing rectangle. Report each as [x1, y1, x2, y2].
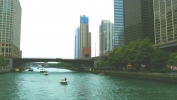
[28, 68, 33, 71]
[60, 79, 68, 85]
[43, 71, 48, 75]
[40, 69, 46, 73]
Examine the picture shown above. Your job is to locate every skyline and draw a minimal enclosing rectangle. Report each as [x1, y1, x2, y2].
[19, 0, 114, 58]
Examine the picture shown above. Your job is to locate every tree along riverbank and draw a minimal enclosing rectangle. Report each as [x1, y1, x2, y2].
[69, 68, 177, 84]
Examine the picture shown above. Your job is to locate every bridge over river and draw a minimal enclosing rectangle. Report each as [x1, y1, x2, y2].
[5, 58, 96, 68]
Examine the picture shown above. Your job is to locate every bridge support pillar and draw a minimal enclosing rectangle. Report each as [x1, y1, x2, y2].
[44, 62, 48, 67]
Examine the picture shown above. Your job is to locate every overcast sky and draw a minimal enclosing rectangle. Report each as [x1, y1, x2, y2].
[19, 0, 113, 59]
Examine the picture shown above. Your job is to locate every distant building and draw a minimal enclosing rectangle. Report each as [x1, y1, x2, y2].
[124, 0, 154, 45]
[113, 0, 124, 48]
[99, 20, 114, 57]
[154, 0, 177, 52]
[79, 15, 91, 59]
[0, 0, 22, 58]
[74, 27, 80, 59]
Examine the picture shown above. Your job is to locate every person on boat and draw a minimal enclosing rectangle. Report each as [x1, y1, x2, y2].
[64, 78, 67, 81]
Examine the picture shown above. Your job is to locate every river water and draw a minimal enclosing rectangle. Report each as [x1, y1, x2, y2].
[0, 67, 177, 100]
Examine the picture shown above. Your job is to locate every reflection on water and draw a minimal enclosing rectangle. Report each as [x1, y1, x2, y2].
[0, 67, 177, 100]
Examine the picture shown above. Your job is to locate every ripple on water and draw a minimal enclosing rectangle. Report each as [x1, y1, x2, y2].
[0, 68, 177, 100]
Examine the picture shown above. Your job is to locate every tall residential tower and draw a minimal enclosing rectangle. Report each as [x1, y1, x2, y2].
[0, 0, 22, 58]
[79, 15, 91, 59]
[99, 20, 114, 57]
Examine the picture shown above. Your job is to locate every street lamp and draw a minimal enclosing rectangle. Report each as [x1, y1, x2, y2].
[95, 43, 96, 57]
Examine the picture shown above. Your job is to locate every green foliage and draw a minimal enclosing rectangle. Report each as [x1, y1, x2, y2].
[0, 55, 7, 67]
[108, 38, 155, 70]
[149, 68, 172, 73]
[150, 49, 170, 69]
[167, 52, 177, 66]
[107, 47, 123, 66]
[96, 38, 174, 73]
[149, 68, 161, 73]
[96, 59, 111, 71]
[138, 38, 156, 65]
[124, 38, 155, 68]
[160, 68, 172, 73]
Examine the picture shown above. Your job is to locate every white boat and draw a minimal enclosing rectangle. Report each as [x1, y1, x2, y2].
[43, 71, 48, 75]
[40, 69, 46, 73]
[60, 79, 68, 85]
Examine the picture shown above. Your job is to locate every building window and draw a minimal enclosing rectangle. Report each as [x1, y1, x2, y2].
[2, 48, 4, 52]
[6, 48, 8, 52]
[84, 54, 89, 57]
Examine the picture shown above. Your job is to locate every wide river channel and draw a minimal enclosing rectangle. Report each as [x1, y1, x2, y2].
[0, 67, 177, 100]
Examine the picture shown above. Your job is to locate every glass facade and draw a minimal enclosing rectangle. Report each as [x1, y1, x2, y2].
[124, 0, 154, 45]
[99, 20, 114, 56]
[114, 0, 124, 48]
[80, 16, 88, 24]
[154, 0, 177, 46]
[74, 27, 80, 59]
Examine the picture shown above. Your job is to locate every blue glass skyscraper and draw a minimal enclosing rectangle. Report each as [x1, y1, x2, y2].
[113, 0, 124, 48]
[74, 27, 80, 59]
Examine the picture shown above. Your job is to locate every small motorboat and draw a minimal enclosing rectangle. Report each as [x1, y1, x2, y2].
[40, 69, 46, 73]
[43, 71, 48, 75]
[28, 68, 33, 71]
[60, 78, 68, 85]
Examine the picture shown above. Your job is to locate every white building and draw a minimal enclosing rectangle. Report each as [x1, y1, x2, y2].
[99, 20, 114, 56]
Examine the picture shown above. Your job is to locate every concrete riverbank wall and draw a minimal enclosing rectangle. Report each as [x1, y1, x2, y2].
[0, 69, 11, 74]
[69, 68, 177, 84]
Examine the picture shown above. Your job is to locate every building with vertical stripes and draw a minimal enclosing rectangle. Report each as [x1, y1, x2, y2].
[154, 0, 177, 52]
[113, 0, 124, 48]
[74, 27, 80, 59]
[124, 0, 154, 45]
[99, 20, 114, 57]
[0, 0, 22, 58]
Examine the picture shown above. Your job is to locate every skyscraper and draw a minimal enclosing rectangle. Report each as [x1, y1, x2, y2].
[0, 0, 22, 58]
[154, 0, 177, 51]
[113, 0, 124, 48]
[124, 0, 154, 45]
[79, 15, 91, 59]
[74, 27, 80, 59]
[99, 20, 114, 57]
